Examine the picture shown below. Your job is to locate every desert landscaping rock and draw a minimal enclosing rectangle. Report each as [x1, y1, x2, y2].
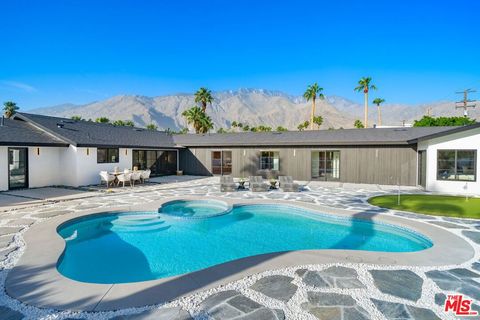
[369, 270, 423, 301]
[301, 266, 365, 289]
[0, 306, 24, 320]
[434, 293, 446, 306]
[110, 307, 192, 320]
[0, 177, 479, 319]
[250, 275, 298, 302]
[200, 290, 282, 320]
[371, 299, 440, 320]
[462, 231, 480, 244]
[472, 262, 480, 272]
[302, 292, 369, 320]
[426, 269, 480, 301]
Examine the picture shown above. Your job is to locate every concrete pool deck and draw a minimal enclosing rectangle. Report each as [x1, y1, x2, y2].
[6, 196, 475, 312]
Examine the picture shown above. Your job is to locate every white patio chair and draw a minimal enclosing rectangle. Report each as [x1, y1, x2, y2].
[99, 171, 115, 187]
[117, 172, 132, 187]
[130, 171, 142, 187]
[141, 169, 151, 183]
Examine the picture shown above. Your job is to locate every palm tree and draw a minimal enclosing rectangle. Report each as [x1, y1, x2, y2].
[3, 101, 19, 118]
[373, 98, 386, 126]
[194, 87, 214, 113]
[303, 83, 325, 130]
[354, 77, 377, 128]
[182, 106, 213, 133]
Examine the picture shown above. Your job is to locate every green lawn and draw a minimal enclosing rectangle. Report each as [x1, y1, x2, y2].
[368, 194, 480, 219]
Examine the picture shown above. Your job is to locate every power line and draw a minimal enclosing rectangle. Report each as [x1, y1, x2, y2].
[455, 88, 476, 117]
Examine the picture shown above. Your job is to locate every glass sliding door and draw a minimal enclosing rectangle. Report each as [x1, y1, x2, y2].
[132, 150, 177, 176]
[311, 151, 340, 181]
[8, 148, 28, 189]
[211, 151, 232, 175]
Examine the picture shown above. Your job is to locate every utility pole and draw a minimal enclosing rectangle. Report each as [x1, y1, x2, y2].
[455, 89, 476, 117]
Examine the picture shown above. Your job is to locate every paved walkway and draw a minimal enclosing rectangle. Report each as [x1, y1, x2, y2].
[0, 177, 479, 319]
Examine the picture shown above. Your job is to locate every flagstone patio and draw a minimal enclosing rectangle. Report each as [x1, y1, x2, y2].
[0, 176, 479, 319]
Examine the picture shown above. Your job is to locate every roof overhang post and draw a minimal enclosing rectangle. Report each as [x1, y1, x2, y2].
[176, 149, 179, 172]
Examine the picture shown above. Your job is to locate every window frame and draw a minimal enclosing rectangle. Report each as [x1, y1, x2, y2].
[97, 148, 120, 164]
[260, 151, 280, 171]
[436, 149, 476, 182]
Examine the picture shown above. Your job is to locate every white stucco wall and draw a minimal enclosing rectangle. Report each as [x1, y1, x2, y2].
[28, 147, 63, 188]
[418, 127, 480, 195]
[0, 147, 8, 191]
[0, 146, 134, 191]
[73, 147, 132, 187]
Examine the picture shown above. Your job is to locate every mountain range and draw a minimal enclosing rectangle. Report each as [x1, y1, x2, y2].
[30, 89, 479, 131]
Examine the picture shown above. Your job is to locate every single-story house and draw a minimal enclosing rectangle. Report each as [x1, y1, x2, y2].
[1, 112, 479, 195]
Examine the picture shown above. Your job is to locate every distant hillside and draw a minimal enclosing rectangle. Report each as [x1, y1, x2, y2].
[30, 89, 479, 131]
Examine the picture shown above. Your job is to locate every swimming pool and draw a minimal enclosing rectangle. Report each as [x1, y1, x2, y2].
[57, 201, 432, 284]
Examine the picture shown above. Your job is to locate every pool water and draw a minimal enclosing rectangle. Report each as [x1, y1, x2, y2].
[57, 203, 432, 284]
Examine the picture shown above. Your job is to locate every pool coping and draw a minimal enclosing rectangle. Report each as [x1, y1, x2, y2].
[5, 196, 475, 312]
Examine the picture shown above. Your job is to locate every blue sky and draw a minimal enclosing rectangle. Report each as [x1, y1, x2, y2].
[1, 0, 479, 110]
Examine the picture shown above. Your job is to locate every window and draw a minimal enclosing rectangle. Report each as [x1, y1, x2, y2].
[260, 151, 279, 170]
[97, 148, 119, 163]
[437, 150, 476, 181]
[311, 151, 340, 180]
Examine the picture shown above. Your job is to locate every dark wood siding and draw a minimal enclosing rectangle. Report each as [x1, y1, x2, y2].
[179, 145, 418, 186]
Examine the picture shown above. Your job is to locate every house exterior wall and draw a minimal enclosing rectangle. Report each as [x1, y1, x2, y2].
[0, 146, 65, 191]
[0, 147, 8, 191]
[72, 147, 132, 187]
[28, 147, 63, 188]
[418, 127, 480, 195]
[180, 145, 418, 186]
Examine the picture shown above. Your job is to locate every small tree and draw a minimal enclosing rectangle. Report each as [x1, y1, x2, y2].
[312, 115, 323, 129]
[3, 101, 19, 118]
[297, 121, 310, 131]
[276, 126, 288, 132]
[71, 115, 83, 121]
[95, 117, 110, 123]
[124, 120, 134, 127]
[217, 127, 227, 133]
[414, 115, 476, 127]
[146, 123, 158, 130]
[354, 120, 365, 128]
[242, 124, 250, 131]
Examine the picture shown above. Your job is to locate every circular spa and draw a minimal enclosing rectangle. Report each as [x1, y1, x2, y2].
[56, 202, 433, 284]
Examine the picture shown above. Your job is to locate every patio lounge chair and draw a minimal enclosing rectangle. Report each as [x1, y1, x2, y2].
[279, 176, 301, 192]
[220, 176, 237, 192]
[249, 176, 269, 192]
[99, 171, 115, 187]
